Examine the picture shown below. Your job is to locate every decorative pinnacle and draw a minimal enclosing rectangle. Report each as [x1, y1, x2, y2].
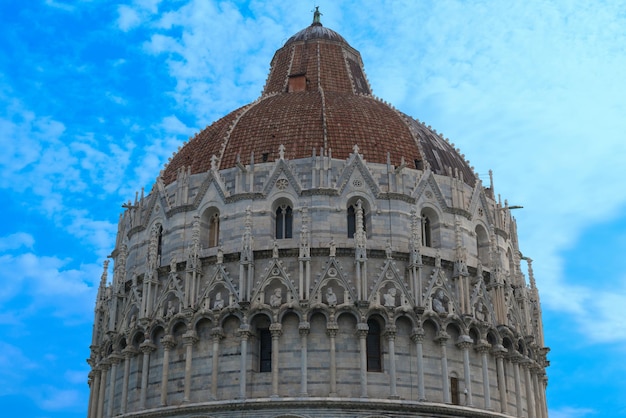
[312, 6, 322, 26]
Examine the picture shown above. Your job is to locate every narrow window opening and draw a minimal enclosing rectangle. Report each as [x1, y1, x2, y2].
[208, 213, 220, 248]
[414, 159, 424, 170]
[275, 204, 293, 239]
[422, 216, 432, 247]
[451, 376, 460, 405]
[262, 152, 269, 162]
[366, 319, 382, 372]
[156, 225, 163, 264]
[259, 328, 272, 372]
[347, 203, 366, 238]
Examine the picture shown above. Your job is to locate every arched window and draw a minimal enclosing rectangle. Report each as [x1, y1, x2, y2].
[475, 225, 490, 265]
[347, 200, 368, 238]
[259, 328, 272, 372]
[421, 215, 431, 247]
[208, 212, 220, 248]
[156, 224, 163, 262]
[366, 319, 382, 372]
[275, 204, 293, 239]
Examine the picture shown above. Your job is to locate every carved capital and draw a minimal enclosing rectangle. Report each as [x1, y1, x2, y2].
[384, 325, 397, 340]
[474, 340, 491, 353]
[455, 334, 473, 350]
[139, 339, 156, 354]
[108, 352, 124, 365]
[326, 324, 339, 338]
[356, 322, 369, 338]
[490, 344, 507, 358]
[298, 321, 310, 336]
[211, 327, 224, 340]
[411, 328, 425, 343]
[183, 330, 199, 346]
[161, 334, 177, 350]
[270, 323, 282, 337]
[435, 331, 450, 345]
[122, 346, 138, 358]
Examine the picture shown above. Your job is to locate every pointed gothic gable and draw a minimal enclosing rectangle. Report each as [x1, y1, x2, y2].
[191, 169, 229, 210]
[469, 277, 496, 323]
[153, 271, 185, 319]
[368, 258, 414, 308]
[504, 286, 524, 332]
[119, 291, 141, 334]
[423, 267, 459, 315]
[335, 149, 380, 196]
[262, 158, 303, 195]
[310, 258, 355, 307]
[197, 263, 239, 311]
[250, 257, 298, 308]
[413, 170, 449, 210]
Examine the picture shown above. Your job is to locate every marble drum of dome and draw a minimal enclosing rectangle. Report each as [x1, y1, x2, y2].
[88, 12, 549, 418]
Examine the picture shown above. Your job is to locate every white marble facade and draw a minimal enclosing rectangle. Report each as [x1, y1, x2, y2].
[88, 146, 549, 418]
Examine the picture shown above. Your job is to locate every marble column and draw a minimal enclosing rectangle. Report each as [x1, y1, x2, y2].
[89, 369, 101, 418]
[183, 330, 198, 402]
[120, 347, 137, 414]
[327, 323, 339, 396]
[385, 326, 399, 399]
[475, 341, 492, 410]
[436, 332, 450, 403]
[299, 322, 310, 396]
[524, 361, 536, 418]
[160, 335, 177, 406]
[411, 328, 426, 401]
[106, 353, 122, 417]
[456, 336, 473, 406]
[96, 360, 110, 418]
[492, 344, 508, 414]
[270, 323, 282, 397]
[139, 339, 156, 410]
[210, 327, 224, 399]
[357, 323, 369, 398]
[509, 353, 523, 417]
[532, 366, 543, 418]
[238, 325, 250, 400]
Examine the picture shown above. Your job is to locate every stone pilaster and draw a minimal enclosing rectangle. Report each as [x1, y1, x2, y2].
[139, 339, 156, 410]
[120, 346, 137, 414]
[326, 324, 339, 396]
[210, 327, 224, 399]
[492, 344, 508, 414]
[299, 322, 310, 397]
[238, 326, 250, 400]
[475, 340, 492, 410]
[160, 335, 177, 406]
[106, 353, 123, 418]
[357, 323, 369, 398]
[182, 330, 198, 402]
[97, 360, 110, 418]
[456, 336, 473, 406]
[385, 326, 399, 399]
[435, 332, 450, 403]
[270, 323, 283, 397]
[411, 328, 426, 401]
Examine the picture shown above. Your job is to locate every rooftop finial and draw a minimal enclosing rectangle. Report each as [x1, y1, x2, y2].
[312, 6, 322, 26]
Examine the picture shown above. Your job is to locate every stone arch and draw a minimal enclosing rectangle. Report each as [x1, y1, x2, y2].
[277, 306, 304, 323]
[272, 196, 295, 239]
[419, 204, 442, 248]
[475, 223, 490, 265]
[306, 307, 330, 324]
[167, 317, 188, 335]
[199, 205, 221, 249]
[346, 194, 372, 238]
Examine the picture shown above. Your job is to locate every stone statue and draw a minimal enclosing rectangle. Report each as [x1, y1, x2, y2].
[385, 241, 393, 259]
[329, 239, 336, 257]
[475, 300, 486, 321]
[166, 300, 176, 317]
[213, 291, 224, 310]
[273, 240, 279, 258]
[270, 287, 282, 307]
[432, 289, 447, 314]
[384, 287, 397, 307]
[216, 245, 224, 264]
[326, 287, 337, 307]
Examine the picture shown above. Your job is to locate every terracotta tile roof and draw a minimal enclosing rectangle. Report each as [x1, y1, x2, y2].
[162, 24, 476, 188]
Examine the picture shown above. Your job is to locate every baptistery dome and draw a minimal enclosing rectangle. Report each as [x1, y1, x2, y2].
[88, 12, 549, 418]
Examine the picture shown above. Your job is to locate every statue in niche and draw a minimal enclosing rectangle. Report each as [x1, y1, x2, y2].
[325, 287, 337, 307]
[432, 289, 447, 314]
[129, 314, 137, 330]
[435, 251, 442, 268]
[329, 239, 336, 257]
[270, 287, 282, 307]
[273, 240, 279, 258]
[216, 245, 224, 264]
[213, 292, 224, 310]
[385, 241, 393, 259]
[475, 300, 487, 321]
[384, 287, 397, 307]
[166, 300, 176, 317]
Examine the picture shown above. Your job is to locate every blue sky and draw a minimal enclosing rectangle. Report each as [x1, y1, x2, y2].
[1, 1, 625, 417]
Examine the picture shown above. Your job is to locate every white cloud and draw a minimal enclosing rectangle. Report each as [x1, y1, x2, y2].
[44, 0, 75, 12]
[549, 406, 596, 418]
[117, 5, 142, 31]
[0, 233, 34, 251]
